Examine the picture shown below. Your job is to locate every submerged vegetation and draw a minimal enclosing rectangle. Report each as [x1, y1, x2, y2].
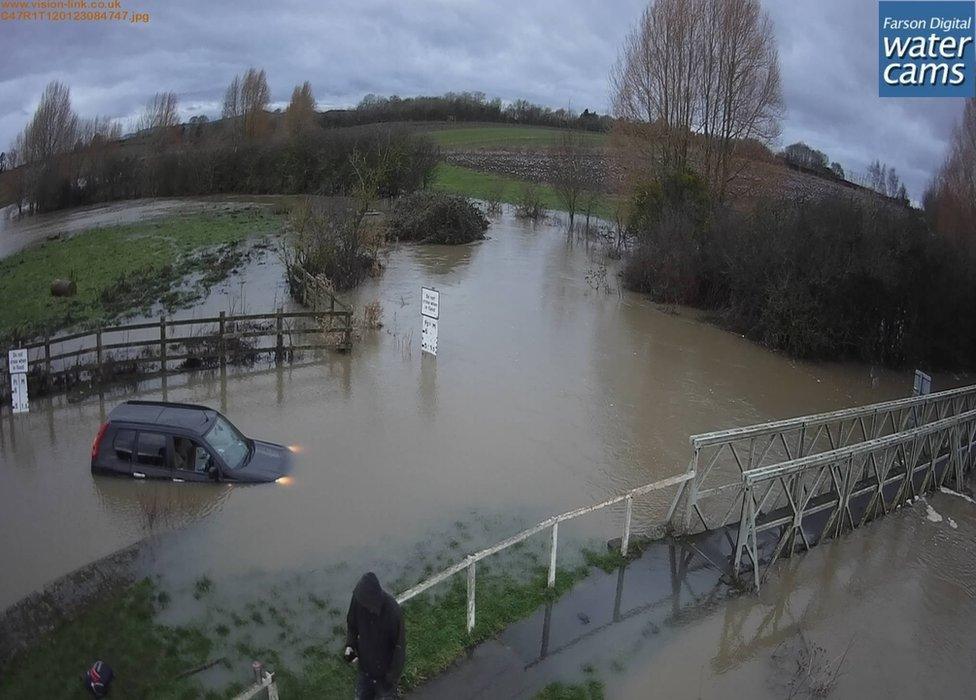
[389, 191, 488, 244]
[536, 679, 606, 700]
[282, 197, 381, 292]
[0, 209, 279, 344]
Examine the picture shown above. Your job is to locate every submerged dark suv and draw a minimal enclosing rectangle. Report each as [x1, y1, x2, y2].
[91, 401, 293, 484]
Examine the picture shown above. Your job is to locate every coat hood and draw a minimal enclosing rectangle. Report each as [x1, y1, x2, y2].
[353, 572, 384, 614]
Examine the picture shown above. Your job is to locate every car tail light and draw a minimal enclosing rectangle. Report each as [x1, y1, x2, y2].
[91, 422, 108, 461]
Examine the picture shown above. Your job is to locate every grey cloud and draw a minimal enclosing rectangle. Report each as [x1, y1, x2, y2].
[0, 0, 965, 199]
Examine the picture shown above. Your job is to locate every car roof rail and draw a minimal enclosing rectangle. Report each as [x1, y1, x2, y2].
[123, 400, 214, 412]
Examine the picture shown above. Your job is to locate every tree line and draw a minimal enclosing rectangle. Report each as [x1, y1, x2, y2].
[321, 92, 611, 132]
[611, 0, 976, 370]
[1, 72, 440, 214]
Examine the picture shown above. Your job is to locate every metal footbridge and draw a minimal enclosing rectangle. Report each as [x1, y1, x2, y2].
[398, 383, 976, 634]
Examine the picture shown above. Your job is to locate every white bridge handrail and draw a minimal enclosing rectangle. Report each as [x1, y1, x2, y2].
[690, 383, 976, 448]
[395, 471, 694, 631]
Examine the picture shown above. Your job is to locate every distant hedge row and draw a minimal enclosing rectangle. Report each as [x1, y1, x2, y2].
[4, 127, 440, 214]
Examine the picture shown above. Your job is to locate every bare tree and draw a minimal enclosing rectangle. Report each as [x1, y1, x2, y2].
[222, 69, 269, 140]
[241, 68, 270, 140]
[926, 98, 976, 241]
[610, 0, 783, 199]
[139, 91, 179, 132]
[886, 167, 900, 198]
[610, 0, 701, 171]
[78, 116, 121, 147]
[1, 143, 25, 215]
[548, 131, 590, 226]
[22, 80, 78, 163]
[222, 75, 242, 121]
[866, 159, 904, 198]
[285, 81, 317, 136]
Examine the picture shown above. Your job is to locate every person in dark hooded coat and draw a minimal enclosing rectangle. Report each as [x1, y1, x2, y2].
[344, 572, 406, 699]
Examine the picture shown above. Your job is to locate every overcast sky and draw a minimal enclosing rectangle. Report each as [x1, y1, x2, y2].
[0, 0, 967, 199]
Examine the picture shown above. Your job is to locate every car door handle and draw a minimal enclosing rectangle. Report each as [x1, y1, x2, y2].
[133, 472, 146, 479]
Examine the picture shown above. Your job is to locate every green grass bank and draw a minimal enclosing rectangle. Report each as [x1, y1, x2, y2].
[432, 164, 616, 221]
[0, 543, 630, 698]
[0, 208, 280, 344]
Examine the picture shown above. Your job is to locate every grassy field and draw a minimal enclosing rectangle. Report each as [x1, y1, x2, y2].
[0, 208, 280, 343]
[0, 542, 631, 699]
[0, 580, 216, 699]
[432, 164, 617, 221]
[427, 125, 606, 150]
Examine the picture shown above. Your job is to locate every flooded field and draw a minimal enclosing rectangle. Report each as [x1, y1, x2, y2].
[0, 197, 282, 259]
[0, 202, 937, 689]
[609, 489, 976, 698]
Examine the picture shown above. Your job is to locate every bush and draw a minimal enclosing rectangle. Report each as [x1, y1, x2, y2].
[623, 185, 976, 369]
[5, 126, 441, 214]
[388, 191, 488, 244]
[626, 168, 710, 236]
[284, 198, 375, 291]
[514, 182, 544, 220]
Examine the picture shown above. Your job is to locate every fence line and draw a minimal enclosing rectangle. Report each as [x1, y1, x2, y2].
[1, 307, 352, 404]
[395, 471, 694, 633]
[231, 663, 279, 700]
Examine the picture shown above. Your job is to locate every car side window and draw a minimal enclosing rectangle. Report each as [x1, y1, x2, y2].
[135, 432, 168, 468]
[114, 429, 135, 461]
[173, 436, 213, 473]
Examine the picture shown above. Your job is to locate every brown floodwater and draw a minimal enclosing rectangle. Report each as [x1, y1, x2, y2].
[608, 489, 976, 698]
[0, 203, 943, 677]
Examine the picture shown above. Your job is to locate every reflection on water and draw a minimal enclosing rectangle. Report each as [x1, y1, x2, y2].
[92, 477, 233, 534]
[0, 206, 918, 612]
[607, 491, 976, 698]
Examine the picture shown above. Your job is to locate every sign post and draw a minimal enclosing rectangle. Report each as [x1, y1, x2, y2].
[421, 287, 439, 357]
[8, 348, 29, 414]
[913, 369, 932, 397]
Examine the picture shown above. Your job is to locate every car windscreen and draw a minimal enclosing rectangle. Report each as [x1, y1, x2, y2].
[204, 416, 249, 470]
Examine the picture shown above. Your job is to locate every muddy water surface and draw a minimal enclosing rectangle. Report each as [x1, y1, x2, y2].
[0, 205, 920, 631]
[607, 490, 976, 698]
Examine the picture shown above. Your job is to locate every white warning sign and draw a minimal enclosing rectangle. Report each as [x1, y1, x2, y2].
[8, 348, 28, 375]
[421, 316, 438, 356]
[10, 372, 28, 414]
[421, 288, 440, 319]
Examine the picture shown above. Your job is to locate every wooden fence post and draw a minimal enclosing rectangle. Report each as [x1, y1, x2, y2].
[275, 308, 284, 363]
[218, 311, 226, 369]
[44, 338, 51, 388]
[548, 522, 559, 589]
[96, 328, 103, 367]
[466, 560, 476, 633]
[159, 318, 167, 374]
[621, 494, 633, 556]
